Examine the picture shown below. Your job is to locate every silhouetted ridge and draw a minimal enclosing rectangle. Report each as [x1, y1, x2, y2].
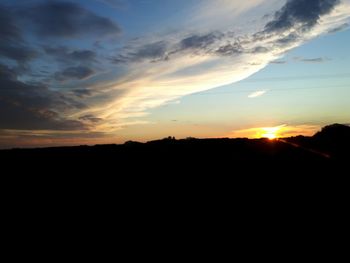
[311, 123, 350, 159]
[313, 123, 350, 141]
[0, 124, 349, 173]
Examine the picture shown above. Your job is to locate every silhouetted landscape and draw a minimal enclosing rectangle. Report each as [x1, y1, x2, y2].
[1, 1, 349, 177]
[1, 124, 349, 171]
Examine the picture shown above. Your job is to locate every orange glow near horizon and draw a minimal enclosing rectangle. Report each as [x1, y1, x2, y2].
[227, 124, 320, 139]
[260, 126, 285, 139]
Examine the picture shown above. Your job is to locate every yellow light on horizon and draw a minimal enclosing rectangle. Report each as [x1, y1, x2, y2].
[227, 124, 320, 139]
[260, 125, 285, 140]
[264, 132, 277, 140]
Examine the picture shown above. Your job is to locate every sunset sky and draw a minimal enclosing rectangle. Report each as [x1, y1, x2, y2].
[0, 0, 349, 148]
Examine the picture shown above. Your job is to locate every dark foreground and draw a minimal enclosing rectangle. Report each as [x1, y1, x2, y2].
[1, 124, 349, 173]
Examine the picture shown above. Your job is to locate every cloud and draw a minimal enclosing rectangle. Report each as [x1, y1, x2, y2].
[0, 6, 21, 42]
[265, 0, 340, 32]
[248, 90, 267, 98]
[180, 33, 222, 50]
[293, 56, 331, 63]
[0, 44, 38, 63]
[0, 6, 38, 63]
[215, 42, 243, 56]
[79, 114, 103, 123]
[88, 0, 348, 133]
[0, 64, 86, 131]
[131, 41, 168, 61]
[44, 46, 97, 63]
[328, 22, 349, 33]
[113, 41, 169, 63]
[72, 89, 95, 98]
[20, 1, 121, 38]
[270, 60, 287, 64]
[55, 66, 95, 81]
[112, 33, 225, 64]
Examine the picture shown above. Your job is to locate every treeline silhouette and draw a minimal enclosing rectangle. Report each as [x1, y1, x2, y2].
[1, 124, 349, 173]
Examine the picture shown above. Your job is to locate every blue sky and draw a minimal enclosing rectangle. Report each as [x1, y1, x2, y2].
[0, 0, 349, 147]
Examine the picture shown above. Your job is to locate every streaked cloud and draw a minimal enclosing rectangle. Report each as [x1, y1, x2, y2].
[328, 22, 349, 33]
[270, 60, 287, 64]
[248, 90, 267, 98]
[293, 56, 331, 63]
[91, 0, 349, 133]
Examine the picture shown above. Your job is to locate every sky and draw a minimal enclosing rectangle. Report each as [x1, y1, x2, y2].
[0, 0, 349, 148]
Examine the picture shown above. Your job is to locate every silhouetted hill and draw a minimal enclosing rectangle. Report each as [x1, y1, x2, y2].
[313, 123, 350, 142]
[1, 124, 349, 174]
[286, 123, 350, 161]
[314, 123, 350, 143]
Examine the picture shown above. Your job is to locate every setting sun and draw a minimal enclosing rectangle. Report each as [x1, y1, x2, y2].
[264, 132, 277, 140]
[261, 126, 283, 140]
[227, 124, 320, 139]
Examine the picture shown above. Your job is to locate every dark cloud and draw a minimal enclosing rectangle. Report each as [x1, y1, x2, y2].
[180, 33, 222, 50]
[301, 58, 325, 63]
[44, 46, 97, 63]
[252, 46, 269, 53]
[270, 60, 287, 64]
[129, 41, 168, 61]
[111, 55, 129, 64]
[0, 6, 21, 42]
[0, 64, 86, 130]
[265, 0, 340, 32]
[73, 89, 94, 98]
[70, 50, 97, 61]
[0, 64, 17, 80]
[0, 44, 38, 63]
[112, 32, 225, 64]
[112, 41, 168, 63]
[0, 6, 38, 63]
[21, 1, 121, 38]
[216, 42, 243, 56]
[294, 57, 330, 63]
[55, 66, 95, 81]
[110, 0, 342, 67]
[277, 33, 300, 44]
[79, 114, 103, 123]
[215, 42, 269, 56]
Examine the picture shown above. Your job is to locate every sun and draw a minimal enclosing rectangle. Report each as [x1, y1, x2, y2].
[264, 132, 277, 140]
[260, 125, 285, 140]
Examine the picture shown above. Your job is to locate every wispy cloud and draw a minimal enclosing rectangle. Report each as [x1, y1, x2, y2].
[248, 90, 267, 98]
[293, 56, 331, 63]
[270, 60, 287, 64]
[90, 0, 350, 132]
[328, 22, 349, 33]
